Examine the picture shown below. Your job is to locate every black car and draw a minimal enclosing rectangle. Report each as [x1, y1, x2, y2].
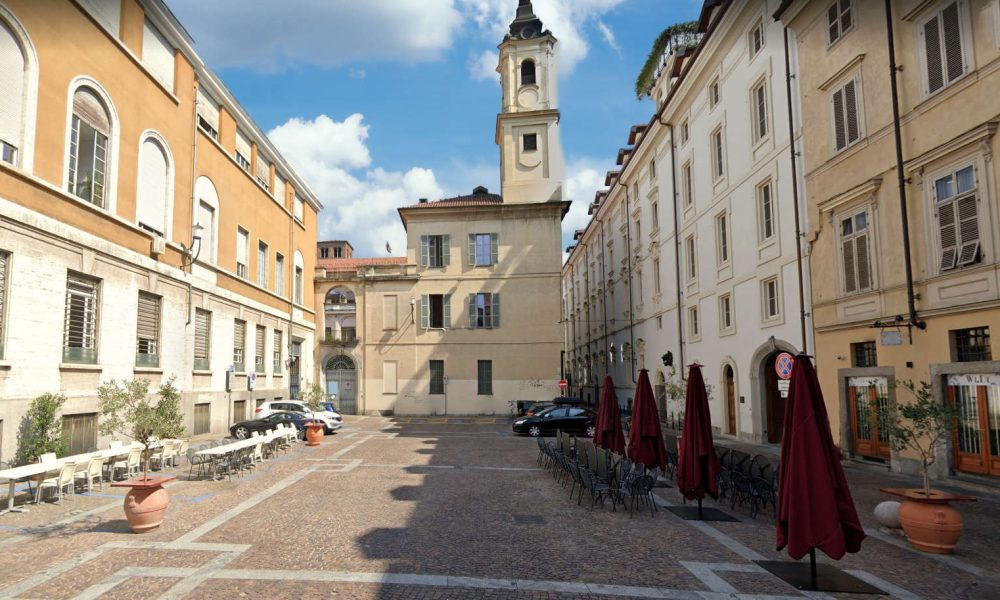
[512, 406, 597, 438]
[230, 412, 318, 440]
[522, 396, 582, 417]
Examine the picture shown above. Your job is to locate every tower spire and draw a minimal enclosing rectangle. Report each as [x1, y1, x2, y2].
[508, 0, 545, 40]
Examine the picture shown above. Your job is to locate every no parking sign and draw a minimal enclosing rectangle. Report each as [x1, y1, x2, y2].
[775, 352, 794, 380]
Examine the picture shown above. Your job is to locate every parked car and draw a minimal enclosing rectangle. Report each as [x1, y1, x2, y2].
[512, 406, 597, 438]
[255, 400, 342, 433]
[230, 412, 319, 440]
[522, 396, 581, 417]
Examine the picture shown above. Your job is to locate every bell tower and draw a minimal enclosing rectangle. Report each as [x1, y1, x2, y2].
[496, 0, 565, 204]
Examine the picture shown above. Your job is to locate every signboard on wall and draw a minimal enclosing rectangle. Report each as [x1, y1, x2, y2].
[777, 379, 790, 398]
[947, 373, 1000, 387]
[881, 331, 902, 346]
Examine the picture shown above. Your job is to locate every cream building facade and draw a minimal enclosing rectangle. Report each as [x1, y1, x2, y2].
[310, 2, 568, 416]
[0, 0, 320, 461]
[563, 0, 813, 444]
[779, 0, 1000, 481]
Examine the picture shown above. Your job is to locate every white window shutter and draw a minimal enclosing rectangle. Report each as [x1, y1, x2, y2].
[468, 294, 477, 328]
[273, 174, 286, 203]
[957, 194, 980, 265]
[78, 0, 120, 36]
[468, 234, 476, 265]
[420, 235, 429, 266]
[137, 138, 168, 235]
[235, 131, 251, 162]
[237, 230, 248, 265]
[442, 235, 451, 266]
[420, 294, 429, 328]
[938, 200, 958, 270]
[490, 233, 499, 264]
[443, 294, 451, 328]
[492, 293, 500, 328]
[255, 155, 270, 186]
[196, 87, 219, 133]
[0, 21, 25, 152]
[842, 237, 857, 293]
[142, 20, 174, 90]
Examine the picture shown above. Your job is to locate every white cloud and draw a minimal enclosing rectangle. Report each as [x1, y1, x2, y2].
[165, 0, 463, 72]
[458, 0, 626, 75]
[469, 50, 500, 82]
[268, 115, 443, 258]
[561, 157, 607, 262]
[596, 20, 622, 56]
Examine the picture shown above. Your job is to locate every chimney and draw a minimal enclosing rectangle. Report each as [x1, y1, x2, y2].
[418, 198, 428, 204]
[473, 185, 488, 195]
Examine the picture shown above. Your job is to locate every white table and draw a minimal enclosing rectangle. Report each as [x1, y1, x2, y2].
[194, 430, 284, 458]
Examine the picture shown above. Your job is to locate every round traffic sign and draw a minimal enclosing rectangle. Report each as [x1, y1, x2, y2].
[775, 352, 794, 380]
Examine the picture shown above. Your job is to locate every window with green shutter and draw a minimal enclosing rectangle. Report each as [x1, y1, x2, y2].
[136, 292, 160, 367]
[233, 320, 246, 372]
[468, 293, 500, 329]
[429, 360, 445, 394]
[468, 233, 499, 266]
[0, 250, 8, 360]
[63, 273, 100, 364]
[421, 235, 450, 267]
[194, 309, 211, 370]
[477, 360, 493, 395]
[421, 294, 450, 328]
[255, 325, 266, 373]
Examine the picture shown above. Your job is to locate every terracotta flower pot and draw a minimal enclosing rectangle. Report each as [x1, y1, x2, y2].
[882, 488, 976, 554]
[305, 422, 325, 446]
[111, 475, 177, 533]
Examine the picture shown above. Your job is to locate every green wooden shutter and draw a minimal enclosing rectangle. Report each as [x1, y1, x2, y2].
[492, 293, 500, 328]
[468, 294, 477, 328]
[420, 235, 429, 266]
[490, 233, 499, 265]
[442, 235, 451, 266]
[443, 294, 451, 328]
[468, 234, 476, 265]
[420, 294, 429, 328]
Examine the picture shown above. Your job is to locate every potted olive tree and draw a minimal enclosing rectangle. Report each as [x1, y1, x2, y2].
[98, 377, 185, 533]
[298, 381, 327, 446]
[880, 381, 975, 554]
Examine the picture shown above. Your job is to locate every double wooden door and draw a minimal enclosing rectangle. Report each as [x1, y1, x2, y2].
[948, 378, 1000, 477]
[847, 377, 891, 460]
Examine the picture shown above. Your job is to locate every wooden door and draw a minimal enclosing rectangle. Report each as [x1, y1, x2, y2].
[848, 378, 890, 460]
[725, 366, 736, 435]
[765, 355, 784, 444]
[950, 384, 1000, 477]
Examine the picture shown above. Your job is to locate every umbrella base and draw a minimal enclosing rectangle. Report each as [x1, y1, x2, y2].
[666, 505, 739, 522]
[756, 560, 884, 594]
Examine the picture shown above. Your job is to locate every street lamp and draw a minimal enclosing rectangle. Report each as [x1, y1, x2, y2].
[181, 223, 204, 271]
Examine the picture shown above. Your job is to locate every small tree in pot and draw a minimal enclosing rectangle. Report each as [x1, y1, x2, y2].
[881, 380, 975, 554]
[297, 381, 327, 445]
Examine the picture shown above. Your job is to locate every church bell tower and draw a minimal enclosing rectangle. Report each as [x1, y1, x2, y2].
[496, 0, 565, 204]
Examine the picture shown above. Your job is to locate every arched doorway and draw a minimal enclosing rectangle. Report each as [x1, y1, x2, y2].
[723, 365, 736, 435]
[763, 351, 786, 444]
[325, 355, 357, 415]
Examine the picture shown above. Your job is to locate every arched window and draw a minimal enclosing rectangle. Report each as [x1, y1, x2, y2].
[136, 133, 172, 237]
[194, 176, 219, 264]
[520, 59, 536, 86]
[0, 8, 38, 169]
[68, 85, 113, 208]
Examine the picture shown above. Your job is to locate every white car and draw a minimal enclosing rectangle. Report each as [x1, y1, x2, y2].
[254, 400, 342, 433]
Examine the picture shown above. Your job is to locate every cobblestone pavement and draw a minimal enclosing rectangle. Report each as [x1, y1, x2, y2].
[0, 416, 997, 599]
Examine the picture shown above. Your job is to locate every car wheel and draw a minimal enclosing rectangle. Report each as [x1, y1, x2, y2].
[234, 426, 249, 439]
[528, 425, 542, 437]
[586, 425, 597, 438]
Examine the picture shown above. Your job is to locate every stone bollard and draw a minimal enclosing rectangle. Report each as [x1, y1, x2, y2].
[874, 500, 902, 530]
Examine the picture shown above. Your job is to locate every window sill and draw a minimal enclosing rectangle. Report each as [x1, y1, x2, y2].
[134, 367, 163, 374]
[0, 361, 10, 370]
[60, 363, 102, 373]
[273, 372, 284, 378]
[192, 370, 213, 376]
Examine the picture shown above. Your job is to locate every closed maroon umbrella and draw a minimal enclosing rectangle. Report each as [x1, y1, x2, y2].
[594, 375, 625, 454]
[776, 354, 865, 561]
[627, 369, 667, 472]
[676, 363, 721, 502]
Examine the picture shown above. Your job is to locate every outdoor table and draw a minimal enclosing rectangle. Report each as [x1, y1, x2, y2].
[194, 430, 282, 458]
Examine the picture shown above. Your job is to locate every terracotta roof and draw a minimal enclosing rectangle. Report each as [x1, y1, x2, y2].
[318, 257, 407, 272]
[404, 186, 503, 209]
[628, 125, 647, 145]
[616, 147, 634, 166]
[605, 170, 621, 187]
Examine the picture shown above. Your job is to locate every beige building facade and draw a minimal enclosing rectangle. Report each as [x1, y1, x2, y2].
[0, 0, 320, 461]
[311, 2, 567, 416]
[779, 0, 1000, 480]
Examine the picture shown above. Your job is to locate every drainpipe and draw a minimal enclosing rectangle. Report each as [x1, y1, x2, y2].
[885, 0, 926, 334]
[186, 82, 200, 325]
[782, 27, 809, 354]
[600, 222, 610, 379]
[624, 187, 637, 384]
[667, 123, 685, 378]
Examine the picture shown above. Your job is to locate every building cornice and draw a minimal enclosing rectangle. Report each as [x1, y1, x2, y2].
[904, 122, 997, 177]
[818, 54, 866, 91]
[818, 178, 883, 215]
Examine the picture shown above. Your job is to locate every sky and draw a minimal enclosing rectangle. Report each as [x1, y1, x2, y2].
[165, 0, 702, 259]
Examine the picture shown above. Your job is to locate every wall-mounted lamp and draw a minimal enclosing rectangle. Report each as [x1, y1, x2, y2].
[409, 297, 416, 321]
[181, 223, 204, 271]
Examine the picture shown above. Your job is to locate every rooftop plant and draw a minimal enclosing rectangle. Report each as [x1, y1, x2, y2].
[634, 21, 699, 100]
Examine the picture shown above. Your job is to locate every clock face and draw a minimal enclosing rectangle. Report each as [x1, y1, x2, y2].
[521, 26, 536, 39]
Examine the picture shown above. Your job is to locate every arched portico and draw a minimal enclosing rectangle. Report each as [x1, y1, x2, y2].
[749, 338, 798, 443]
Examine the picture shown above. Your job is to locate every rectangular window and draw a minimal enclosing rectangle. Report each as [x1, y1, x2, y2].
[709, 78, 720, 107]
[827, 0, 854, 45]
[273, 330, 283, 373]
[142, 19, 174, 91]
[682, 161, 693, 207]
[748, 18, 764, 57]
[254, 325, 266, 373]
[67, 114, 108, 208]
[275, 253, 285, 296]
[1, 141, 16, 165]
[62, 413, 97, 456]
[196, 87, 219, 140]
[294, 195, 305, 222]
[648, 159, 656, 180]
[852, 341, 877, 367]
[523, 134, 538, 152]
[469, 233, 499, 266]
[421, 235, 450, 267]
[763, 277, 780, 320]
[757, 181, 775, 242]
[256, 155, 270, 191]
[63, 273, 99, 364]
[235, 131, 252, 171]
[634, 219, 641, 245]
[656, 315, 663, 330]
[193, 403, 210, 435]
[257, 241, 268, 287]
[468, 293, 500, 329]
[653, 258, 661, 294]
[383, 360, 398, 394]
[233, 320, 246, 372]
[935, 164, 980, 271]
[197, 201, 215, 263]
[751, 79, 768, 143]
[194, 309, 211, 371]
[320, 247, 328, 259]
[429, 360, 445, 394]
[651, 201, 659, 230]
[680, 119, 689, 144]
[716, 212, 729, 264]
[294, 266, 304, 304]
[686, 236, 696, 282]
[720, 294, 733, 331]
[952, 327, 992, 362]
[477, 360, 493, 395]
[832, 76, 862, 151]
[334, 246, 343, 258]
[236, 228, 249, 279]
[688, 305, 699, 337]
[273, 175, 286, 203]
[711, 128, 725, 180]
[136, 292, 160, 368]
[920, 1, 968, 95]
[0, 250, 8, 360]
[840, 208, 873, 294]
[421, 294, 451, 329]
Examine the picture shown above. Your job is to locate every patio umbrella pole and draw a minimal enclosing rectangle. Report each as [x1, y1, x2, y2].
[809, 549, 817, 589]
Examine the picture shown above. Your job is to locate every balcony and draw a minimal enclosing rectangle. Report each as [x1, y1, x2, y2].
[322, 333, 359, 348]
[325, 302, 357, 314]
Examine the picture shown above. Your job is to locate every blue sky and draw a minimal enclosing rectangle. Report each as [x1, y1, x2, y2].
[166, 0, 701, 257]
